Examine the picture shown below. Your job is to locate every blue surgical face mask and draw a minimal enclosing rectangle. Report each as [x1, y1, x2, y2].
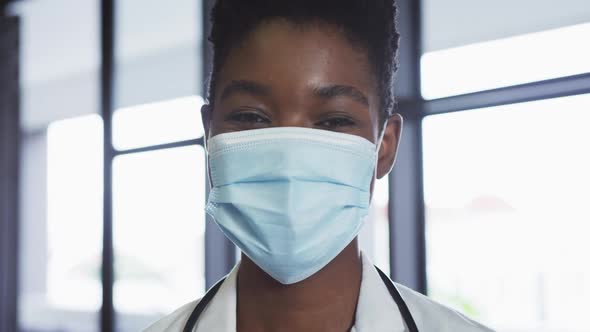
[205, 127, 377, 284]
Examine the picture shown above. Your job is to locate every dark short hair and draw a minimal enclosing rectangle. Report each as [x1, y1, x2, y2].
[208, 0, 400, 122]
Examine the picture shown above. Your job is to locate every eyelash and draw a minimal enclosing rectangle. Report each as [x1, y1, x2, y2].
[315, 116, 356, 129]
[226, 110, 356, 129]
[227, 111, 271, 124]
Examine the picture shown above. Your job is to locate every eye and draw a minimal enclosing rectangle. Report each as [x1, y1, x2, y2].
[226, 110, 271, 124]
[315, 116, 356, 129]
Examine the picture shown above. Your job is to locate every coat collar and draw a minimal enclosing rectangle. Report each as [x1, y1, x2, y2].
[194, 252, 406, 332]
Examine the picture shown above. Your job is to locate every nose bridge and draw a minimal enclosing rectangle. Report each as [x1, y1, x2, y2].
[275, 103, 314, 128]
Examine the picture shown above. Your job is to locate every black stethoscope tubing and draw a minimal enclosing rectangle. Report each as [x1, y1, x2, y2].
[183, 265, 419, 332]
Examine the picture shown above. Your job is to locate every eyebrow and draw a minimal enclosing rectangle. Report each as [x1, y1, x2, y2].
[312, 84, 369, 107]
[220, 80, 271, 101]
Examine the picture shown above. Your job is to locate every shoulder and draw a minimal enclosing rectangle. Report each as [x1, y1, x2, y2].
[143, 299, 200, 332]
[395, 283, 495, 332]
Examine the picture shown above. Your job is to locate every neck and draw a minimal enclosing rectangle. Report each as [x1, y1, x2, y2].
[236, 240, 362, 332]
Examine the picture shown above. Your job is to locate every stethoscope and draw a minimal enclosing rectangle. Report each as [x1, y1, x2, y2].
[183, 265, 419, 332]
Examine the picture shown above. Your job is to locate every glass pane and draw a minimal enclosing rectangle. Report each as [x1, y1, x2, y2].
[113, 96, 205, 151]
[423, 94, 590, 331]
[115, 0, 202, 109]
[113, 0, 203, 150]
[360, 177, 391, 272]
[13, 0, 101, 131]
[113, 146, 206, 331]
[421, 0, 590, 99]
[19, 115, 103, 332]
[15, 0, 102, 329]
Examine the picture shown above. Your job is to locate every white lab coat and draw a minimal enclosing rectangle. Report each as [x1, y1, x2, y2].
[144, 252, 493, 332]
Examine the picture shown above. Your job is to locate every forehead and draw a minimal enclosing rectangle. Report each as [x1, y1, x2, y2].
[215, 19, 377, 101]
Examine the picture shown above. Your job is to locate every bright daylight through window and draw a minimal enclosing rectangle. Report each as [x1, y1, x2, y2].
[423, 94, 590, 332]
[422, 22, 590, 100]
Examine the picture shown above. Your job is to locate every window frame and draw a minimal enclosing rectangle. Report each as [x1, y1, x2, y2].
[390, 0, 590, 296]
[99, 1, 235, 331]
[0, 12, 20, 332]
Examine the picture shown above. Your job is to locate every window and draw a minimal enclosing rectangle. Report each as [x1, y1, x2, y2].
[20, 115, 103, 332]
[423, 94, 590, 331]
[15, 0, 206, 329]
[359, 177, 390, 272]
[372, 177, 391, 271]
[421, 23, 590, 99]
[25, 99, 208, 332]
[14, 0, 103, 329]
[416, 1, 590, 330]
[114, 0, 202, 109]
[113, 96, 205, 150]
[111, 0, 206, 328]
[113, 146, 206, 330]
[421, 0, 590, 99]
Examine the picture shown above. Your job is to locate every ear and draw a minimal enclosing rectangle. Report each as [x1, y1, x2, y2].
[201, 104, 212, 144]
[376, 113, 403, 179]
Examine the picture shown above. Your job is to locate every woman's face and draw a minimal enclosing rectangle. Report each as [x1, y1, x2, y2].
[204, 19, 401, 180]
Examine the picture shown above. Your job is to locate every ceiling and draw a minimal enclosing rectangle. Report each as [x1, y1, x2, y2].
[10, 0, 201, 130]
[11, 0, 200, 85]
[423, 0, 590, 51]
[13, 0, 590, 82]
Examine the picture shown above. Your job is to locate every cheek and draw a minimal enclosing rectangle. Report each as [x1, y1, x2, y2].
[208, 109, 234, 137]
[207, 115, 221, 137]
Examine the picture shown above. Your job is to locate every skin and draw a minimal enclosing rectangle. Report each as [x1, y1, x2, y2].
[201, 19, 402, 332]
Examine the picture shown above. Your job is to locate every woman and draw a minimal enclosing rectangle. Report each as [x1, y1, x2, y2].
[146, 0, 492, 331]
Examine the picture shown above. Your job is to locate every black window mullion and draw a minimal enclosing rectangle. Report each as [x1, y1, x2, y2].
[100, 0, 115, 331]
[113, 138, 205, 157]
[424, 72, 590, 116]
[0, 11, 20, 332]
[389, 109, 427, 294]
[389, 0, 428, 295]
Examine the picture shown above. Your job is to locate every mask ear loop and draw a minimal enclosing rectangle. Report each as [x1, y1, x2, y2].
[374, 119, 389, 175]
[201, 104, 214, 187]
[201, 104, 212, 154]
